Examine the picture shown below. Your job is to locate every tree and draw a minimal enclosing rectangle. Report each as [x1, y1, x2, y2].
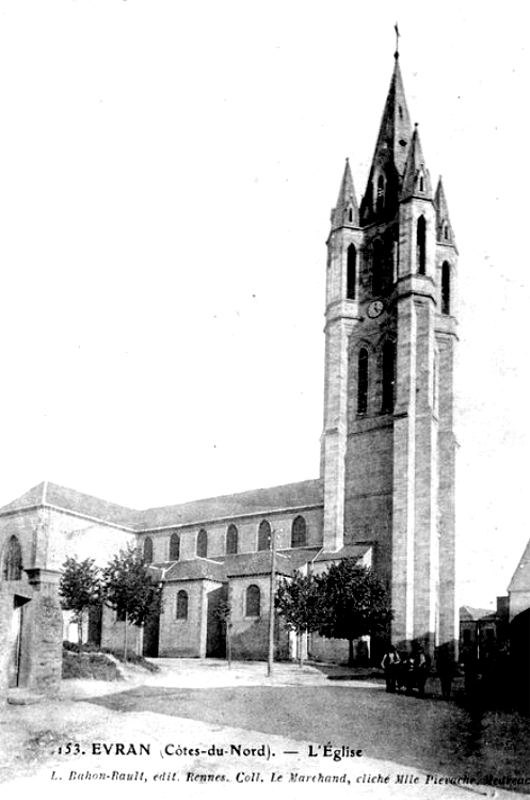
[317, 560, 393, 666]
[101, 543, 163, 661]
[275, 572, 323, 667]
[59, 557, 101, 645]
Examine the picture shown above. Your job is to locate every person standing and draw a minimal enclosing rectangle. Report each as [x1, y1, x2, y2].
[436, 645, 456, 700]
[381, 645, 401, 693]
[414, 645, 429, 698]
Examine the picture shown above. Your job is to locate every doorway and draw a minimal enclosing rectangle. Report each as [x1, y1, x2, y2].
[8, 599, 24, 688]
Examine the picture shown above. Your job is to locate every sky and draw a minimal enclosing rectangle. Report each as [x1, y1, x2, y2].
[0, 1, 528, 608]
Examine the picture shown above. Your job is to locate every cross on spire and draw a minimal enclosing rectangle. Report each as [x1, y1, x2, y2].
[394, 23, 400, 59]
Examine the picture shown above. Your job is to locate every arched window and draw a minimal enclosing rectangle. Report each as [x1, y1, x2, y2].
[372, 239, 384, 295]
[348, 208, 353, 223]
[346, 244, 356, 300]
[169, 532, 180, 561]
[376, 175, 385, 214]
[357, 348, 369, 414]
[2, 535, 22, 581]
[419, 175, 424, 192]
[443, 222, 450, 241]
[246, 585, 261, 617]
[257, 520, 271, 551]
[226, 524, 238, 555]
[384, 233, 394, 289]
[416, 215, 426, 275]
[441, 261, 451, 315]
[365, 181, 373, 215]
[291, 516, 307, 548]
[382, 341, 395, 414]
[176, 590, 188, 620]
[143, 537, 153, 564]
[197, 529, 208, 558]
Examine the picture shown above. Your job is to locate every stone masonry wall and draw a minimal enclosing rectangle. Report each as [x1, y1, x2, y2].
[140, 508, 323, 565]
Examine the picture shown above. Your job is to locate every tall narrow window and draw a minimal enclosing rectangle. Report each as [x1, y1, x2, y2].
[176, 590, 188, 620]
[197, 528, 208, 558]
[441, 261, 451, 315]
[382, 341, 395, 414]
[226, 524, 238, 555]
[2, 535, 22, 581]
[357, 348, 369, 414]
[417, 215, 426, 274]
[291, 516, 307, 548]
[372, 239, 384, 295]
[376, 175, 385, 214]
[143, 537, 153, 564]
[384, 234, 394, 289]
[419, 175, 424, 192]
[365, 181, 373, 215]
[169, 532, 180, 561]
[258, 520, 271, 551]
[246, 585, 261, 617]
[346, 244, 356, 300]
[348, 208, 353, 223]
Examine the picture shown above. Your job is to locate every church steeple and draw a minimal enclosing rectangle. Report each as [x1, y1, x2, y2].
[360, 54, 413, 223]
[400, 123, 433, 201]
[331, 158, 359, 230]
[322, 36, 458, 657]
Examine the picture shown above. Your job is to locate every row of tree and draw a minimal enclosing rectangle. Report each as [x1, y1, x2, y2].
[275, 561, 392, 666]
[59, 544, 162, 660]
[60, 548, 392, 667]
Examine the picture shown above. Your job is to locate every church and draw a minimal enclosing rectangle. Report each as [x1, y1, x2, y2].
[0, 46, 458, 697]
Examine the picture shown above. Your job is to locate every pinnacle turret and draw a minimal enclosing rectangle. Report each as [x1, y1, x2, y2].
[434, 176, 455, 245]
[330, 158, 359, 230]
[400, 124, 433, 201]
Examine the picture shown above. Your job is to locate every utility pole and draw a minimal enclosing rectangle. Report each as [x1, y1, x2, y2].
[267, 527, 277, 677]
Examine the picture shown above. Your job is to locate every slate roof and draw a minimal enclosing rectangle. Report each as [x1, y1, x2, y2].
[459, 605, 495, 622]
[141, 479, 323, 530]
[0, 478, 323, 533]
[152, 552, 298, 583]
[163, 558, 227, 583]
[508, 539, 530, 593]
[313, 544, 371, 563]
[0, 481, 139, 529]
[223, 551, 293, 578]
[156, 545, 369, 584]
[279, 547, 322, 571]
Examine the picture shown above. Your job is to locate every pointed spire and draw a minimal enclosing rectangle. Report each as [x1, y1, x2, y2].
[330, 158, 359, 230]
[372, 57, 412, 179]
[400, 124, 433, 201]
[434, 176, 456, 244]
[360, 57, 413, 222]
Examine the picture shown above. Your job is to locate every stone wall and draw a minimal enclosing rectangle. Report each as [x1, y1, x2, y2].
[158, 579, 216, 658]
[25, 570, 63, 693]
[139, 508, 324, 565]
[100, 604, 142, 656]
[0, 585, 14, 700]
[229, 575, 289, 661]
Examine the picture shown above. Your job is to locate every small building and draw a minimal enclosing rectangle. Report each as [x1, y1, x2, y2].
[459, 598, 509, 660]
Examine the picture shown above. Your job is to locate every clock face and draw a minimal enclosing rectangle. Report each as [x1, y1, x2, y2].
[367, 300, 384, 318]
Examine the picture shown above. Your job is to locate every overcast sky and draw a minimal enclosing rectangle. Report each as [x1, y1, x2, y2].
[0, 1, 527, 608]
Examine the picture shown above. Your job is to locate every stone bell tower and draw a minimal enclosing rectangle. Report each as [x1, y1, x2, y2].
[321, 49, 458, 652]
